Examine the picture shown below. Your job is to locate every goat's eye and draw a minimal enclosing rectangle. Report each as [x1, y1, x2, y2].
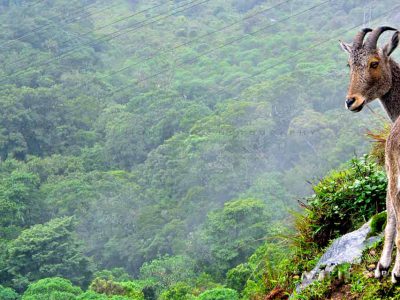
[346, 63, 350, 68]
[370, 61, 379, 69]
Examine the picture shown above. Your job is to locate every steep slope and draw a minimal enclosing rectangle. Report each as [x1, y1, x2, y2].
[0, 0, 399, 298]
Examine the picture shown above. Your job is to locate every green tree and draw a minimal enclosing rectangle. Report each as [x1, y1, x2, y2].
[22, 277, 82, 300]
[139, 256, 195, 293]
[197, 288, 239, 300]
[89, 278, 145, 299]
[0, 170, 41, 239]
[195, 199, 270, 276]
[103, 111, 147, 170]
[76, 291, 108, 300]
[76, 292, 135, 300]
[4, 217, 93, 291]
[160, 282, 195, 300]
[226, 264, 252, 293]
[0, 285, 19, 300]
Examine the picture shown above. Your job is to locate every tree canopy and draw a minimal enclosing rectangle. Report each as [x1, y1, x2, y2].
[0, 0, 395, 298]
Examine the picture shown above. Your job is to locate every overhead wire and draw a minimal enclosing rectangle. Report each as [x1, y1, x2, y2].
[106, 0, 331, 98]
[4, 2, 170, 61]
[4, 0, 397, 107]
[107, 1, 398, 104]
[207, 5, 399, 103]
[101, 0, 292, 80]
[1, 0, 105, 48]
[0, 0, 210, 82]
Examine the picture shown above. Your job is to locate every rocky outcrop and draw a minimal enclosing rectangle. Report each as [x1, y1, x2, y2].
[294, 219, 383, 294]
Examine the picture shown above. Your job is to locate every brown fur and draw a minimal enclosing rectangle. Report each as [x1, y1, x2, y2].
[341, 27, 400, 282]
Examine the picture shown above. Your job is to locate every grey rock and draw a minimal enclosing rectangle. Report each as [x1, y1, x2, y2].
[293, 220, 383, 296]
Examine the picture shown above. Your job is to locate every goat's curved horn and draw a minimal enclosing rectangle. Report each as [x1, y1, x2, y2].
[365, 26, 397, 50]
[353, 28, 372, 49]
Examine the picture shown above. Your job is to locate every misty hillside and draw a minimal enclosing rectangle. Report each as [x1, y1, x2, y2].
[0, 0, 399, 299]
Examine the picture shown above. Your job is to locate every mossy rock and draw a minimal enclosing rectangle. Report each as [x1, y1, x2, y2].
[369, 211, 387, 237]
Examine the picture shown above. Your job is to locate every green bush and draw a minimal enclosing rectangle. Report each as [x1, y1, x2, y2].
[76, 291, 108, 299]
[292, 278, 332, 300]
[226, 264, 251, 293]
[77, 292, 132, 300]
[22, 277, 82, 300]
[196, 198, 270, 277]
[160, 282, 196, 300]
[119, 282, 145, 299]
[302, 156, 387, 247]
[139, 255, 195, 293]
[240, 240, 293, 299]
[197, 288, 239, 300]
[89, 278, 145, 300]
[0, 285, 19, 300]
[190, 273, 221, 295]
[5, 217, 93, 291]
[369, 211, 387, 237]
[89, 278, 125, 296]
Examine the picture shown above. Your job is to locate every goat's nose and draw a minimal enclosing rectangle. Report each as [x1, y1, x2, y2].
[346, 98, 356, 108]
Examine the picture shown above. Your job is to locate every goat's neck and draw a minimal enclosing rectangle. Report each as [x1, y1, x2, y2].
[380, 60, 400, 122]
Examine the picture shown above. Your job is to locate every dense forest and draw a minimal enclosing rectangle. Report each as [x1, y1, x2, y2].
[0, 0, 399, 299]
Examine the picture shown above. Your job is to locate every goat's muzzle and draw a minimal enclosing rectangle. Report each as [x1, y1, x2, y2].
[345, 93, 365, 112]
[347, 99, 365, 112]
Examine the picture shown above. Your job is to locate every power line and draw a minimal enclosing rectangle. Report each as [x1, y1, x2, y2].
[0, 0, 209, 83]
[65, 1, 169, 46]
[5, 0, 396, 106]
[0, 0, 101, 48]
[107, 0, 331, 98]
[4, 0, 206, 71]
[2, 0, 169, 59]
[208, 6, 399, 102]
[96, 0, 209, 43]
[101, 0, 292, 80]
[109, 2, 397, 104]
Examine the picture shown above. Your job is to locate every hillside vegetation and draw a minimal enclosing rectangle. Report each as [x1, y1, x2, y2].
[0, 0, 399, 299]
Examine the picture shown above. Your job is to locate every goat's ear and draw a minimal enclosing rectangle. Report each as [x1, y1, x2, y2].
[339, 40, 352, 54]
[383, 31, 399, 56]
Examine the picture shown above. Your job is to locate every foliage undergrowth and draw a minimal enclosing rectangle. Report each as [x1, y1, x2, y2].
[242, 155, 390, 299]
[299, 156, 387, 248]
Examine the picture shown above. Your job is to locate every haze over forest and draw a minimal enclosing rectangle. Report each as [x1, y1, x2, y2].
[0, 0, 398, 299]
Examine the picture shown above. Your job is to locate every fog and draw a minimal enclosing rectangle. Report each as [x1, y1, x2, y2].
[0, 0, 397, 298]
